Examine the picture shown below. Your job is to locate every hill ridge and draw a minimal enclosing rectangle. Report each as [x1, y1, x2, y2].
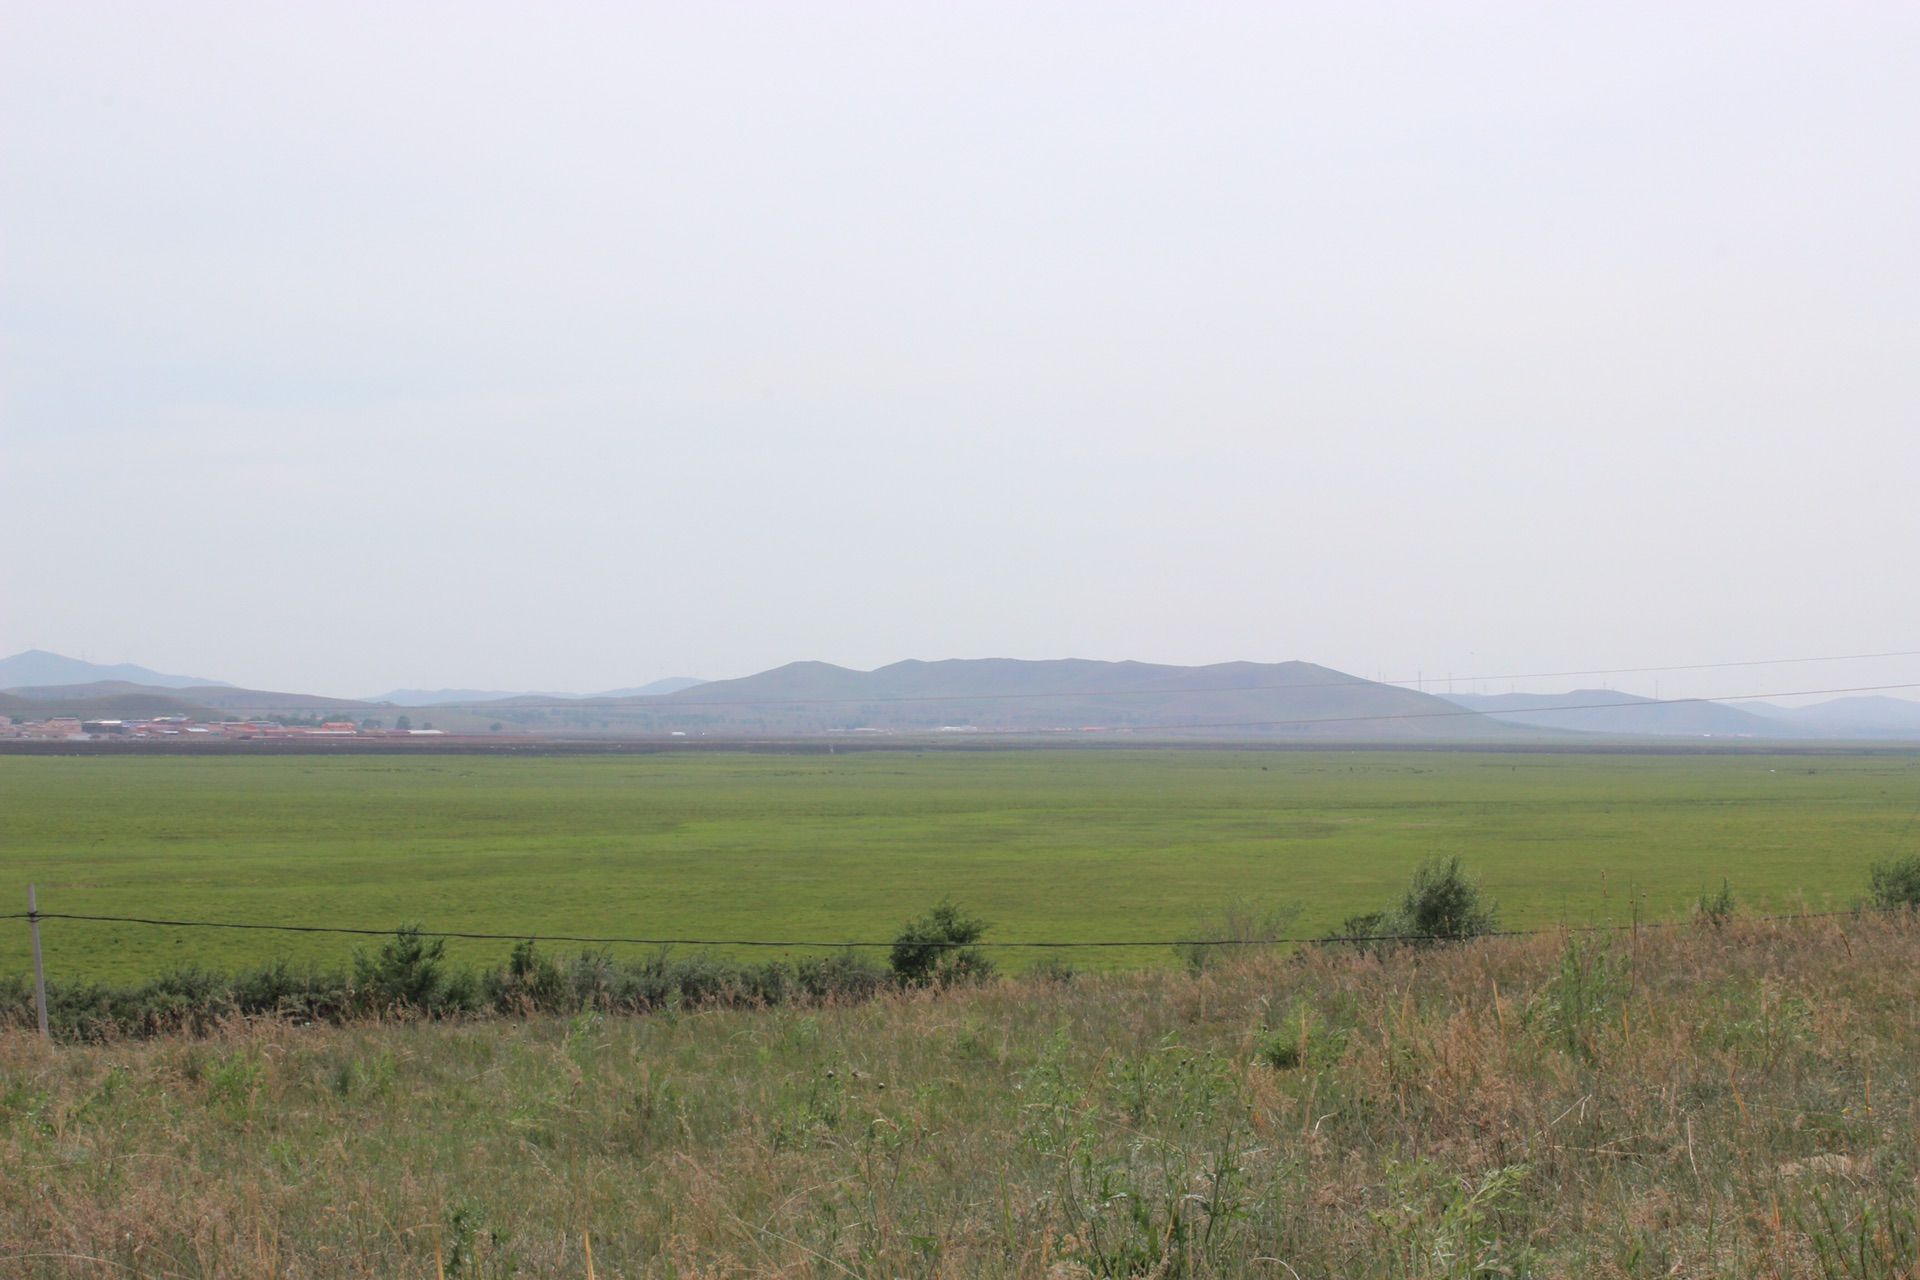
[0, 649, 232, 690]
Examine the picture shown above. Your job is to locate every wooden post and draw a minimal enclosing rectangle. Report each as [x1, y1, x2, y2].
[29, 885, 49, 1040]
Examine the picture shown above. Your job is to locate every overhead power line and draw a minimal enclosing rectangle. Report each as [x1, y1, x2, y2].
[13, 905, 1902, 950]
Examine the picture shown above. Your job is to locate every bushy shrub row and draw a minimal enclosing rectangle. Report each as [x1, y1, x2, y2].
[0, 930, 890, 1041]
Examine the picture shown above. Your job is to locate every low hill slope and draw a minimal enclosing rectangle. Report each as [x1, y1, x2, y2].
[3, 680, 187, 701]
[6, 682, 378, 717]
[171, 686, 378, 714]
[0, 689, 226, 721]
[1745, 695, 1920, 739]
[597, 677, 706, 697]
[1444, 689, 1794, 738]
[370, 688, 581, 706]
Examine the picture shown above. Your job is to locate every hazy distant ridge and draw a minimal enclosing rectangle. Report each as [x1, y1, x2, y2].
[0, 650, 232, 690]
[646, 658, 1517, 737]
[1442, 690, 1784, 738]
[370, 688, 584, 707]
[9, 648, 1916, 740]
[1444, 690, 1920, 740]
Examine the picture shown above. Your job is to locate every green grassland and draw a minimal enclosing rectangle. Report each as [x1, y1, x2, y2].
[1, 748, 1916, 981]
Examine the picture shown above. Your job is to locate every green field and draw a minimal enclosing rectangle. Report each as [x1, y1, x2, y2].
[2, 748, 1916, 980]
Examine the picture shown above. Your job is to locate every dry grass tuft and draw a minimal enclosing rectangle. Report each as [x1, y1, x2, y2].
[5, 917, 1920, 1275]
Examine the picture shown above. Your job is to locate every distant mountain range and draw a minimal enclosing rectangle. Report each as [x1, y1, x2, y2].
[0, 649, 232, 690]
[635, 658, 1516, 737]
[370, 688, 588, 707]
[598, 677, 708, 698]
[1440, 690, 1781, 737]
[368, 677, 705, 705]
[4, 649, 1917, 741]
[1742, 695, 1920, 739]
[1442, 690, 1920, 740]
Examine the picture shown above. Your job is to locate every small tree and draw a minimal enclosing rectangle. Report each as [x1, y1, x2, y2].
[1329, 856, 1499, 950]
[1396, 856, 1500, 941]
[354, 924, 453, 1011]
[889, 901, 995, 987]
[395, 714, 413, 732]
[1868, 854, 1920, 912]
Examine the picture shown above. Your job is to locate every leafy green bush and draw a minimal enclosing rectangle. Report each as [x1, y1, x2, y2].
[1328, 857, 1499, 950]
[1868, 854, 1920, 911]
[232, 958, 351, 1022]
[1398, 856, 1501, 939]
[351, 925, 476, 1015]
[481, 939, 572, 1014]
[889, 901, 995, 987]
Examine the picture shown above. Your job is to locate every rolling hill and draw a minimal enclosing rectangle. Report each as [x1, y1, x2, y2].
[1742, 695, 1920, 740]
[368, 688, 582, 707]
[1441, 690, 1789, 738]
[0, 649, 231, 690]
[371, 678, 705, 705]
[3, 682, 375, 718]
[597, 677, 707, 698]
[629, 658, 1522, 737]
[0, 688, 227, 721]
[47, 653, 1914, 741]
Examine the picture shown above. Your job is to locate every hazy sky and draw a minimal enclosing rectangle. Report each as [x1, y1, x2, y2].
[3, 3, 1916, 701]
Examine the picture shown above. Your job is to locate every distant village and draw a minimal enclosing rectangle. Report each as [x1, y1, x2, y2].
[0, 714, 448, 742]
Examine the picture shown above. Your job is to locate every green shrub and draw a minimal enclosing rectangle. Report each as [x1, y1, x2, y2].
[1868, 854, 1920, 911]
[1398, 856, 1500, 940]
[1172, 901, 1302, 973]
[786, 951, 889, 1002]
[232, 958, 351, 1022]
[482, 939, 573, 1014]
[1256, 1032, 1302, 1070]
[352, 925, 472, 1015]
[889, 901, 995, 987]
[1333, 910, 1390, 943]
[1328, 857, 1499, 950]
[1254, 1001, 1348, 1071]
[1025, 956, 1077, 985]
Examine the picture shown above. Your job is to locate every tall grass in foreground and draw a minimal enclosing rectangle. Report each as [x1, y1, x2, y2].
[5, 914, 1920, 1277]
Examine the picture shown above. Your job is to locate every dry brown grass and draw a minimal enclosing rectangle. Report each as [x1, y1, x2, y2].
[5, 915, 1919, 1277]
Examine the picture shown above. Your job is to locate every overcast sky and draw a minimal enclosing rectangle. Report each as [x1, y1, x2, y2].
[2, 3, 1915, 701]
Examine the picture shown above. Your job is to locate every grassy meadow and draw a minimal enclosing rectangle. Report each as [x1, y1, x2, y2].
[1, 748, 1916, 981]
[5, 917, 1920, 1276]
